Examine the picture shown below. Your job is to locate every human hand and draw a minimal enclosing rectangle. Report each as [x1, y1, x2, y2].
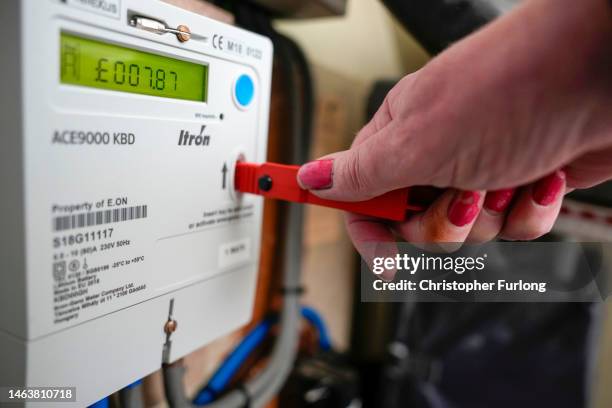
[296, 0, 612, 277]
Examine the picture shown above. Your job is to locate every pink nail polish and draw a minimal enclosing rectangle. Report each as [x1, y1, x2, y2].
[297, 159, 333, 190]
[484, 188, 516, 213]
[533, 170, 565, 206]
[448, 191, 481, 227]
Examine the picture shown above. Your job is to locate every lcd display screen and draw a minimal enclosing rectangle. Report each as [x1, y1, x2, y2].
[60, 32, 208, 102]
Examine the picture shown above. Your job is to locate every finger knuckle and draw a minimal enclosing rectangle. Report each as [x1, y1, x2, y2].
[469, 230, 498, 244]
[510, 220, 553, 241]
[342, 149, 373, 196]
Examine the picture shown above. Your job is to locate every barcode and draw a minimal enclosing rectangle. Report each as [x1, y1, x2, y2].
[53, 205, 148, 232]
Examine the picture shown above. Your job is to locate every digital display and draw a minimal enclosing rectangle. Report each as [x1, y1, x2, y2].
[60, 32, 208, 102]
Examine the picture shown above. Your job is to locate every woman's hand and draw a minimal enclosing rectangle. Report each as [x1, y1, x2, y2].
[296, 0, 612, 276]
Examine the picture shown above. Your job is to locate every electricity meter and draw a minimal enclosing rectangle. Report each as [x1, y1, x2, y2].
[0, 0, 272, 405]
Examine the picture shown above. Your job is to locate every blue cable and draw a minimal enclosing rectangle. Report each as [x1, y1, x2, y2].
[126, 379, 142, 389]
[193, 306, 332, 405]
[193, 316, 276, 405]
[300, 306, 332, 352]
[88, 397, 109, 408]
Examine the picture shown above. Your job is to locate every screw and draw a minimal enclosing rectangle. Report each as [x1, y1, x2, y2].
[164, 319, 178, 334]
[258, 175, 273, 192]
[176, 25, 191, 42]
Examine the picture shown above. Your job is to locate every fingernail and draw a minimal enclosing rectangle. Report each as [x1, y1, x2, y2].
[533, 170, 565, 206]
[297, 159, 333, 190]
[484, 188, 516, 213]
[448, 191, 481, 227]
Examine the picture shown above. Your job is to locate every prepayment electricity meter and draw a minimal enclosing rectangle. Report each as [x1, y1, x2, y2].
[0, 0, 272, 405]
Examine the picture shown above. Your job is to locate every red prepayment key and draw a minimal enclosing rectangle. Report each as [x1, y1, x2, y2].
[234, 162, 433, 221]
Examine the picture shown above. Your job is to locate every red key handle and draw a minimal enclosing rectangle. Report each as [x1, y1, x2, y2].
[234, 162, 427, 221]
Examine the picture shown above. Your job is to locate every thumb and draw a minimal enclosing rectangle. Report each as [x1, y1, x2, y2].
[297, 122, 426, 201]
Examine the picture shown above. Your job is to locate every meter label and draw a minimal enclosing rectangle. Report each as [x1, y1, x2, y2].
[219, 238, 250, 269]
[52, 129, 136, 145]
[64, 0, 121, 19]
[53, 204, 147, 231]
[50, 197, 149, 325]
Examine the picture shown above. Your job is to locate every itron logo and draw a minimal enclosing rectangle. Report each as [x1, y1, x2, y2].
[178, 125, 211, 146]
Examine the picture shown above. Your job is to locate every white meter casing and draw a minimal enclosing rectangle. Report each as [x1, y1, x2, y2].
[0, 0, 272, 406]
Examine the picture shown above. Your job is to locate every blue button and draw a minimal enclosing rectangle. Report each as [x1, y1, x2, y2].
[234, 74, 254, 108]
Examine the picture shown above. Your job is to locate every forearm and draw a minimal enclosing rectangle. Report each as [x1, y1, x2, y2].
[433, 0, 612, 90]
[415, 0, 612, 186]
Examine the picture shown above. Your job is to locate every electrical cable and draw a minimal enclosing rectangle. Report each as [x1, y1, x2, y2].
[88, 397, 109, 408]
[301, 306, 332, 352]
[274, 33, 314, 155]
[119, 379, 143, 408]
[164, 361, 192, 407]
[193, 316, 277, 405]
[193, 307, 332, 405]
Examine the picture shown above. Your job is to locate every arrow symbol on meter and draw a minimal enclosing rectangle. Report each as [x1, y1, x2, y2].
[221, 163, 228, 189]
